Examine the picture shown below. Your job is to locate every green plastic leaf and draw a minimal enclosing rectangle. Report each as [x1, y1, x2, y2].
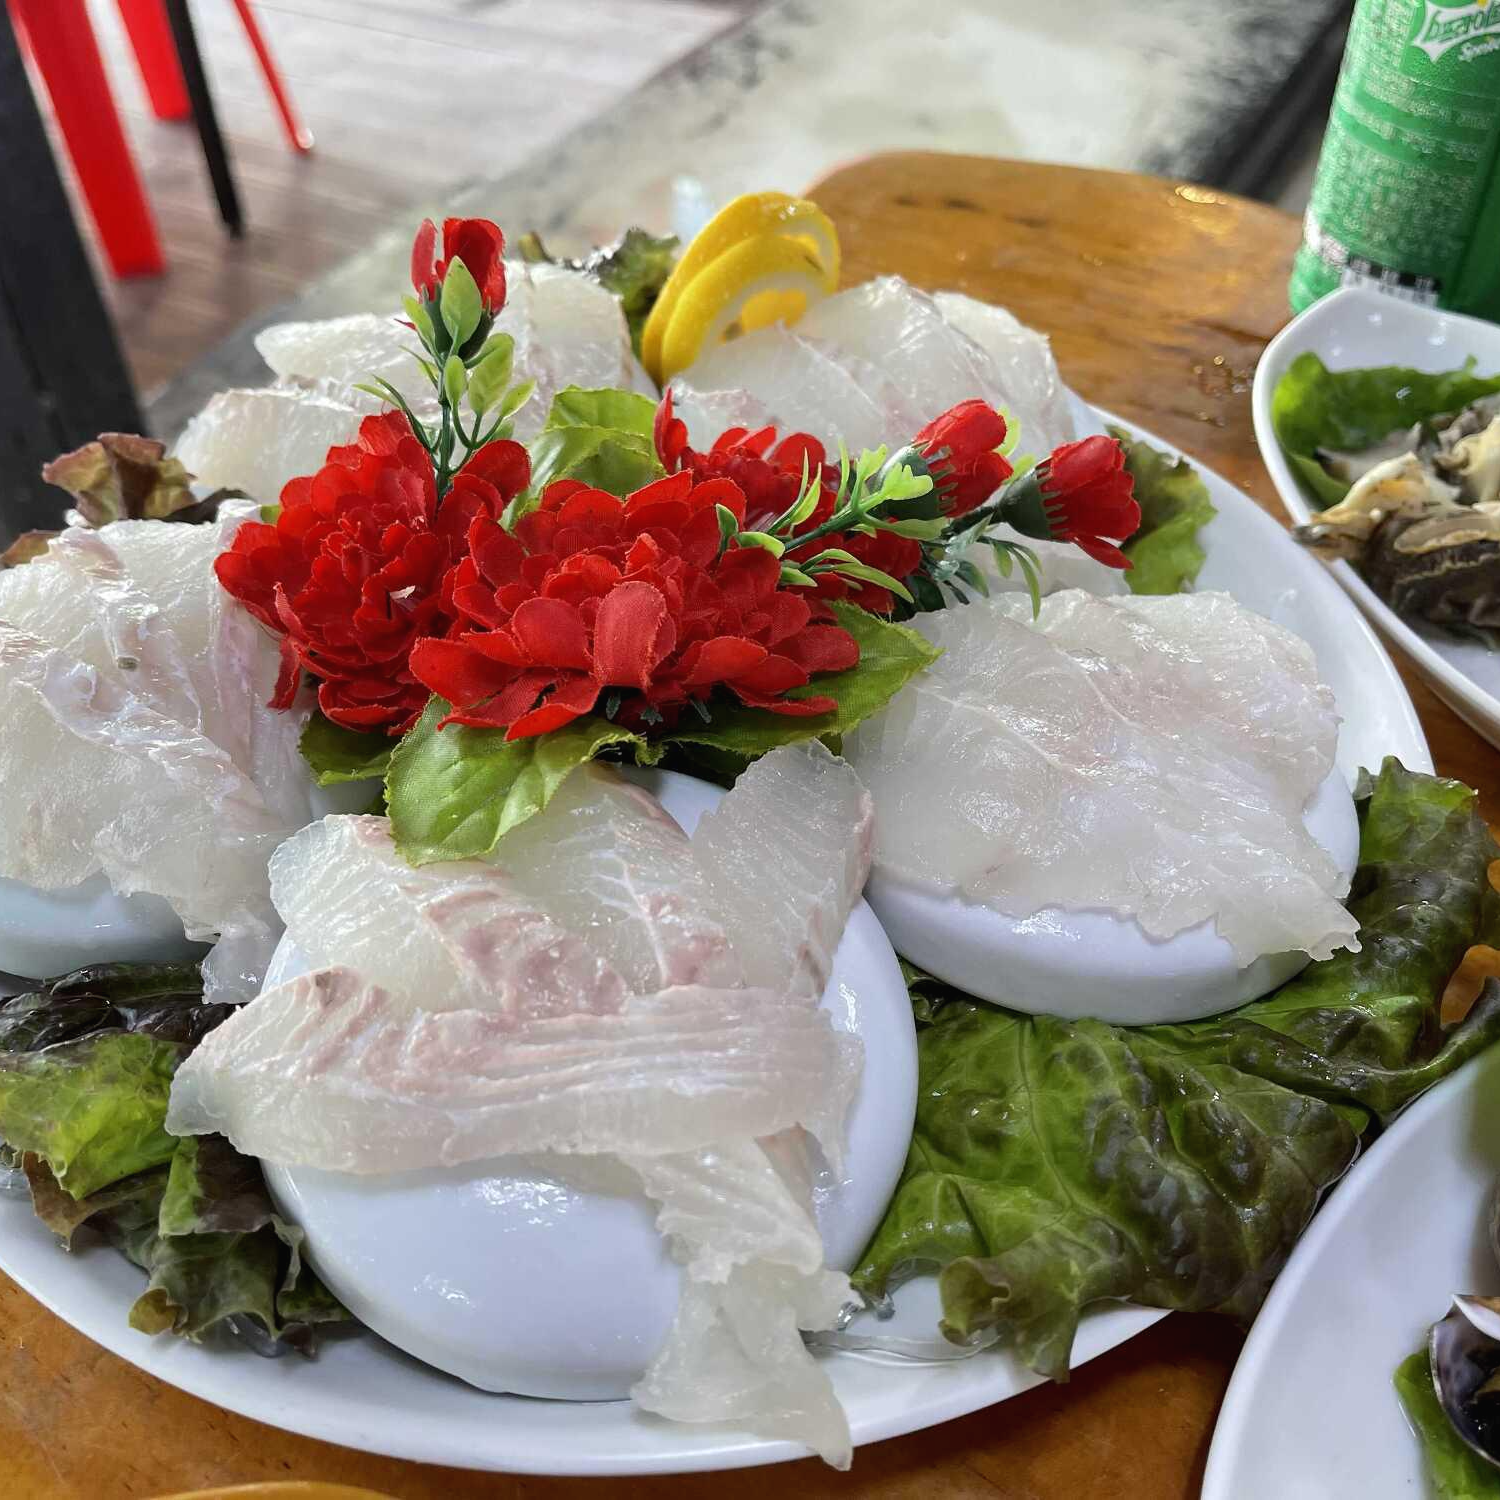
[387, 698, 646, 865]
[1110, 426, 1218, 595]
[854, 761, 1500, 1380]
[439, 257, 483, 351]
[0, 1032, 183, 1198]
[401, 294, 437, 352]
[663, 602, 939, 759]
[442, 353, 467, 409]
[517, 385, 664, 506]
[1272, 352, 1500, 510]
[1393, 1349, 1499, 1499]
[467, 334, 515, 416]
[299, 710, 394, 786]
[736, 531, 785, 557]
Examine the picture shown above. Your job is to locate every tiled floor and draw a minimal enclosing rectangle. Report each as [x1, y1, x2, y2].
[77, 0, 748, 398]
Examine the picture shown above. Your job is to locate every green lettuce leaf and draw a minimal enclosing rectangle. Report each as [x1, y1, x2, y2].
[299, 711, 394, 786]
[519, 227, 678, 356]
[1272, 352, 1500, 510]
[388, 698, 646, 864]
[0, 1032, 183, 1198]
[1394, 1349, 1500, 1498]
[385, 604, 938, 862]
[518, 385, 663, 508]
[854, 761, 1500, 1378]
[1110, 427, 1217, 595]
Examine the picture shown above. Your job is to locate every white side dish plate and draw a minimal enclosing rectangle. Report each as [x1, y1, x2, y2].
[1202, 1044, 1500, 1499]
[0, 401, 1431, 1475]
[1252, 285, 1500, 749]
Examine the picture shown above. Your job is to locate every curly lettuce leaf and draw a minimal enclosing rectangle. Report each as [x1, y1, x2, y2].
[386, 604, 938, 862]
[519, 227, 677, 357]
[1110, 427, 1217, 594]
[41, 433, 197, 527]
[1394, 1349, 1500, 1498]
[517, 386, 663, 508]
[1272, 352, 1500, 510]
[854, 761, 1500, 1378]
[0, 1033, 183, 1198]
[299, 711, 394, 786]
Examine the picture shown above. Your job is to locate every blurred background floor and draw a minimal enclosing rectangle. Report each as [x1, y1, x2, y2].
[50, 0, 1348, 436]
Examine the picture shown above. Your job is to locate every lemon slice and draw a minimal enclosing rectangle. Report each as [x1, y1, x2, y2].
[642, 192, 840, 383]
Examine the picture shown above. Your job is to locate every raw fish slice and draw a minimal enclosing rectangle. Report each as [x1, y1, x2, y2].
[270, 814, 627, 1020]
[633, 1263, 853, 1468]
[165, 967, 847, 1169]
[0, 624, 285, 976]
[844, 592, 1359, 963]
[498, 263, 655, 438]
[931, 290, 1075, 453]
[173, 385, 364, 502]
[255, 313, 429, 412]
[664, 385, 778, 453]
[673, 325, 901, 455]
[491, 764, 742, 995]
[968, 523, 1126, 598]
[1012, 591, 1338, 796]
[691, 740, 874, 1001]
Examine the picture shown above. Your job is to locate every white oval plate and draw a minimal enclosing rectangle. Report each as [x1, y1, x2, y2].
[0, 400, 1430, 1474]
[1252, 285, 1500, 748]
[1202, 1044, 1500, 1499]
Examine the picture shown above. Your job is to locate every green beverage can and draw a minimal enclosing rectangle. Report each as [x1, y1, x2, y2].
[1289, 0, 1500, 320]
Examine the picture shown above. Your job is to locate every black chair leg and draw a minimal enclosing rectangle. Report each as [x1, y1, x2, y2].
[163, 0, 244, 237]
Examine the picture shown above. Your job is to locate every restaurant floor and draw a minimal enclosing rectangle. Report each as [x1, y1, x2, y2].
[61, 0, 1342, 437]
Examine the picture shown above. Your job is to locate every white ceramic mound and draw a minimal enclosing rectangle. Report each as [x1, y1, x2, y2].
[868, 767, 1362, 1025]
[0, 778, 377, 979]
[261, 768, 918, 1402]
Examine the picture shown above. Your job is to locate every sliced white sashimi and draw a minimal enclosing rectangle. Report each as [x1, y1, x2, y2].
[255, 312, 430, 413]
[671, 276, 1075, 466]
[165, 965, 848, 1170]
[691, 739, 874, 1002]
[490, 763, 743, 994]
[0, 623, 285, 970]
[270, 814, 628, 1021]
[173, 385, 364, 504]
[844, 590, 1359, 964]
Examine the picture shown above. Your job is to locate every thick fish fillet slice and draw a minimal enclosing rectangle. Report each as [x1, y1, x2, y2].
[255, 313, 430, 413]
[271, 814, 627, 1020]
[165, 966, 847, 1170]
[845, 590, 1358, 963]
[691, 739, 874, 1001]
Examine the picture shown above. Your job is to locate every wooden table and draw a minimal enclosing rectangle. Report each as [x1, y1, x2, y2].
[5, 152, 1499, 1500]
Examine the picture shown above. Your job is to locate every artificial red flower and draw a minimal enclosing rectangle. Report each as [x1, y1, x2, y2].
[1033, 435, 1141, 568]
[409, 470, 861, 739]
[215, 411, 529, 734]
[912, 399, 1013, 517]
[410, 216, 506, 317]
[653, 392, 921, 613]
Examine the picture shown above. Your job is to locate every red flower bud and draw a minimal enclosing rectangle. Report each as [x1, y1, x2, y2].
[1033, 435, 1140, 569]
[410, 216, 507, 316]
[912, 399, 1013, 517]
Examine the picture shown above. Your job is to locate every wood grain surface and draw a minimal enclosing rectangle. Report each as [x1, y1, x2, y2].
[2, 151, 1494, 1500]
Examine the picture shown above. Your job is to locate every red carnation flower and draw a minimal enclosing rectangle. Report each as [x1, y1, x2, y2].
[1033, 435, 1141, 568]
[411, 216, 506, 317]
[912, 399, 1013, 517]
[409, 470, 860, 740]
[215, 411, 529, 734]
[653, 392, 921, 613]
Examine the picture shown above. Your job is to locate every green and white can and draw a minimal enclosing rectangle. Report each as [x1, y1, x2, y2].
[1290, 0, 1500, 320]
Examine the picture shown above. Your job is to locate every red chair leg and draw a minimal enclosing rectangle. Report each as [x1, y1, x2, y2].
[230, 0, 313, 153]
[115, 0, 190, 121]
[9, 0, 164, 277]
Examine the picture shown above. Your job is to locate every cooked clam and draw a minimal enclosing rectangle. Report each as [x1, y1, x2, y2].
[1436, 417, 1500, 506]
[1315, 423, 1424, 484]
